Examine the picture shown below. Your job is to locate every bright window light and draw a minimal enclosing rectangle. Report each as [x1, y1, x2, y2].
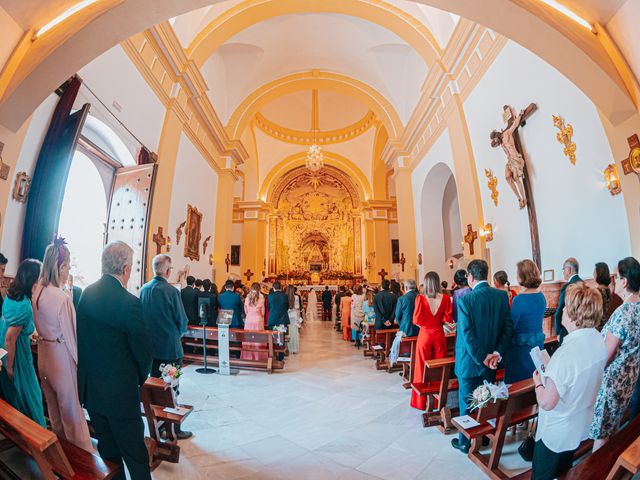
[538, 0, 593, 31]
[34, 0, 101, 39]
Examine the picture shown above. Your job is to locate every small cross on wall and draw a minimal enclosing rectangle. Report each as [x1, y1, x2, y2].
[225, 254, 231, 273]
[152, 226, 167, 255]
[244, 269, 254, 282]
[378, 268, 388, 281]
[464, 224, 478, 256]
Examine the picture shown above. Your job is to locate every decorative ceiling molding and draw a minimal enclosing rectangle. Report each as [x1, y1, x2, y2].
[254, 110, 377, 145]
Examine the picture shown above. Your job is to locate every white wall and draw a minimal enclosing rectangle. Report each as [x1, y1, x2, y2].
[607, 1, 640, 94]
[464, 40, 631, 282]
[167, 133, 218, 280]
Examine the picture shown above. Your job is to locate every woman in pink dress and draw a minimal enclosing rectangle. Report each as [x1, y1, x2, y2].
[32, 239, 92, 452]
[241, 282, 267, 361]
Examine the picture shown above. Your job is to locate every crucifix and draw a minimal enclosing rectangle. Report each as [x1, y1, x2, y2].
[490, 103, 541, 268]
[378, 268, 388, 281]
[244, 269, 254, 282]
[152, 226, 167, 255]
[400, 253, 406, 272]
[463, 224, 478, 256]
[225, 254, 230, 273]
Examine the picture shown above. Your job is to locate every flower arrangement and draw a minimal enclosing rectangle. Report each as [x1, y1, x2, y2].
[272, 325, 287, 346]
[468, 381, 509, 411]
[159, 363, 182, 387]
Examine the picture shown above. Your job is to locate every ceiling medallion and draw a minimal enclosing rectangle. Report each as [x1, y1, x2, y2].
[306, 142, 324, 173]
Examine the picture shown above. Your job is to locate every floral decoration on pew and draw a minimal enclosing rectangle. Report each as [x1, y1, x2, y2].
[272, 325, 287, 346]
[468, 381, 509, 411]
[159, 363, 183, 388]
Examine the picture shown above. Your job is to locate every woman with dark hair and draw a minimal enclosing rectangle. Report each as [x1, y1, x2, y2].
[590, 256, 640, 451]
[452, 269, 471, 323]
[390, 280, 402, 297]
[410, 271, 452, 410]
[286, 285, 301, 353]
[493, 270, 517, 306]
[0, 259, 46, 426]
[340, 290, 353, 341]
[594, 262, 623, 328]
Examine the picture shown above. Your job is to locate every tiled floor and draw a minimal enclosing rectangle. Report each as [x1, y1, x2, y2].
[153, 320, 532, 479]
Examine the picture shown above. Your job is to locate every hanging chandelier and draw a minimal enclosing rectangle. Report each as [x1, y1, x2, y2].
[306, 90, 324, 172]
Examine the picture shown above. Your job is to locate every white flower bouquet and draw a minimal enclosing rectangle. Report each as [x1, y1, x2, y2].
[272, 325, 287, 345]
[159, 363, 182, 387]
[468, 381, 509, 412]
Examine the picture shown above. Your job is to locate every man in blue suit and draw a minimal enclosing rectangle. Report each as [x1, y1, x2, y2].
[395, 279, 419, 337]
[140, 254, 191, 439]
[554, 257, 582, 344]
[217, 279, 244, 328]
[267, 281, 289, 330]
[452, 259, 513, 453]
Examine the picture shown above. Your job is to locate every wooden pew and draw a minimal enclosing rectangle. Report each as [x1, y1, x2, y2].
[372, 328, 399, 370]
[453, 379, 538, 480]
[363, 324, 376, 357]
[140, 377, 193, 470]
[605, 435, 640, 480]
[389, 335, 416, 374]
[181, 326, 285, 373]
[0, 398, 118, 480]
[401, 336, 417, 389]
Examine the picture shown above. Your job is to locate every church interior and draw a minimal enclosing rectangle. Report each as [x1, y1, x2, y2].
[1, 0, 640, 479]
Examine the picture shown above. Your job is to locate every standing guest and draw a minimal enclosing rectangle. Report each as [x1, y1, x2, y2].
[180, 276, 199, 326]
[452, 269, 471, 323]
[322, 287, 332, 321]
[32, 240, 92, 451]
[340, 290, 353, 341]
[532, 283, 606, 480]
[396, 279, 419, 337]
[65, 274, 82, 310]
[306, 288, 318, 322]
[198, 279, 218, 326]
[555, 257, 582, 343]
[411, 272, 452, 410]
[594, 262, 623, 329]
[373, 279, 398, 330]
[194, 278, 203, 292]
[334, 286, 346, 327]
[0, 253, 7, 312]
[590, 257, 640, 451]
[504, 260, 546, 384]
[362, 287, 377, 326]
[287, 286, 302, 353]
[77, 241, 152, 480]
[452, 259, 513, 453]
[390, 280, 402, 297]
[441, 281, 450, 295]
[351, 285, 366, 343]
[0, 259, 45, 426]
[218, 280, 244, 328]
[242, 283, 266, 361]
[267, 281, 289, 330]
[493, 270, 518, 306]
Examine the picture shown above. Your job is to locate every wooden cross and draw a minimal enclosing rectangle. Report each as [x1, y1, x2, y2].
[400, 253, 406, 272]
[244, 269, 254, 282]
[378, 268, 388, 281]
[491, 103, 541, 268]
[225, 254, 231, 273]
[464, 224, 478, 256]
[152, 226, 167, 255]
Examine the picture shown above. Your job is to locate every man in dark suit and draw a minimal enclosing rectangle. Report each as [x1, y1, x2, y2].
[322, 286, 333, 321]
[180, 275, 199, 325]
[77, 241, 152, 480]
[395, 279, 419, 336]
[334, 286, 346, 329]
[67, 274, 83, 310]
[198, 279, 218, 326]
[452, 259, 513, 453]
[555, 257, 582, 343]
[217, 279, 244, 328]
[373, 279, 398, 330]
[267, 281, 289, 330]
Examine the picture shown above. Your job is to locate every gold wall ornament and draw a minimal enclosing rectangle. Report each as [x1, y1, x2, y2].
[552, 115, 576, 164]
[202, 235, 212, 254]
[484, 169, 499, 207]
[176, 221, 186, 245]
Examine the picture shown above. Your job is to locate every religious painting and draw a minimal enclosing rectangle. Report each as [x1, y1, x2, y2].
[184, 204, 202, 261]
[230, 245, 241, 266]
[391, 239, 400, 264]
[543, 269, 554, 282]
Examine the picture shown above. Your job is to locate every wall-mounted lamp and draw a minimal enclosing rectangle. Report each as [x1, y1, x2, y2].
[209, 253, 214, 266]
[166, 237, 172, 252]
[479, 223, 494, 242]
[604, 164, 622, 196]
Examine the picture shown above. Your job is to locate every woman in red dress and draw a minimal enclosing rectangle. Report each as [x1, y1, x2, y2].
[410, 271, 453, 410]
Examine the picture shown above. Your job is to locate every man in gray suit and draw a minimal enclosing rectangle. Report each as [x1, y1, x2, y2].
[140, 254, 191, 439]
[554, 257, 582, 343]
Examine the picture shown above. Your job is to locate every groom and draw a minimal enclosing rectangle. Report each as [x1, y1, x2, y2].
[452, 259, 513, 453]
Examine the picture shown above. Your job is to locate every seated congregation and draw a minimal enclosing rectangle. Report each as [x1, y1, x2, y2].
[332, 256, 640, 480]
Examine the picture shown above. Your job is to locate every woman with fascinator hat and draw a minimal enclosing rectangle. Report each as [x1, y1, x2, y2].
[32, 236, 93, 452]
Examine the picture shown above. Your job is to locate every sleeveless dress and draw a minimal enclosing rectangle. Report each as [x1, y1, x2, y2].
[241, 296, 266, 361]
[287, 296, 301, 354]
[410, 294, 452, 410]
[340, 296, 352, 341]
[0, 296, 46, 426]
[306, 290, 318, 322]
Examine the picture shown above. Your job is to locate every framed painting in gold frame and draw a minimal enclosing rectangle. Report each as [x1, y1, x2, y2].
[184, 204, 202, 261]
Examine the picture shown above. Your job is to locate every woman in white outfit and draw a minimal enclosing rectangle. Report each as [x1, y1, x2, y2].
[306, 288, 318, 322]
[287, 285, 301, 353]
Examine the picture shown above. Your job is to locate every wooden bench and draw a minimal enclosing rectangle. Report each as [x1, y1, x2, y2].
[140, 377, 193, 470]
[0, 398, 118, 480]
[401, 336, 418, 389]
[371, 328, 399, 370]
[181, 326, 285, 373]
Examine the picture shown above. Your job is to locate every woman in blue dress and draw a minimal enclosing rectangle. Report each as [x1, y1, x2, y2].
[504, 259, 547, 384]
[0, 259, 45, 426]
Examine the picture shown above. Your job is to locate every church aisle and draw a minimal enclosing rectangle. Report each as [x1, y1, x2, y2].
[153, 321, 521, 480]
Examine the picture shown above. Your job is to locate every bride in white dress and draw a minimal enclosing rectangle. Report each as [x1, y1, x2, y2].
[306, 288, 318, 322]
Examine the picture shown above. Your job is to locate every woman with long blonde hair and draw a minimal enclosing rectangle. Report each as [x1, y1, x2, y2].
[410, 271, 452, 410]
[241, 282, 266, 361]
[32, 238, 93, 451]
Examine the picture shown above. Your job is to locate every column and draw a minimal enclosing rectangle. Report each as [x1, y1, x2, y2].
[363, 201, 393, 282]
[393, 161, 418, 280]
[238, 201, 268, 283]
[213, 169, 238, 283]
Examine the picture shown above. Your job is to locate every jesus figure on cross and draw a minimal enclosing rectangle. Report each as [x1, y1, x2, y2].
[490, 105, 527, 209]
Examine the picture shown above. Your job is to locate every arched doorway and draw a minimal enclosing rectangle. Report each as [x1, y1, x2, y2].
[420, 162, 463, 281]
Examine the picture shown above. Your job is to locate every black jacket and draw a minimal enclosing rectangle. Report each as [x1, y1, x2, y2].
[197, 291, 218, 326]
[180, 286, 199, 325]
[373, 289, 398, 330]
[267, 291, 289, 329]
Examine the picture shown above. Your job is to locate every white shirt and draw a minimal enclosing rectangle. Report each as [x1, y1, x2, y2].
[472, 280, 488, 290]
[536, 327, 606, 452]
